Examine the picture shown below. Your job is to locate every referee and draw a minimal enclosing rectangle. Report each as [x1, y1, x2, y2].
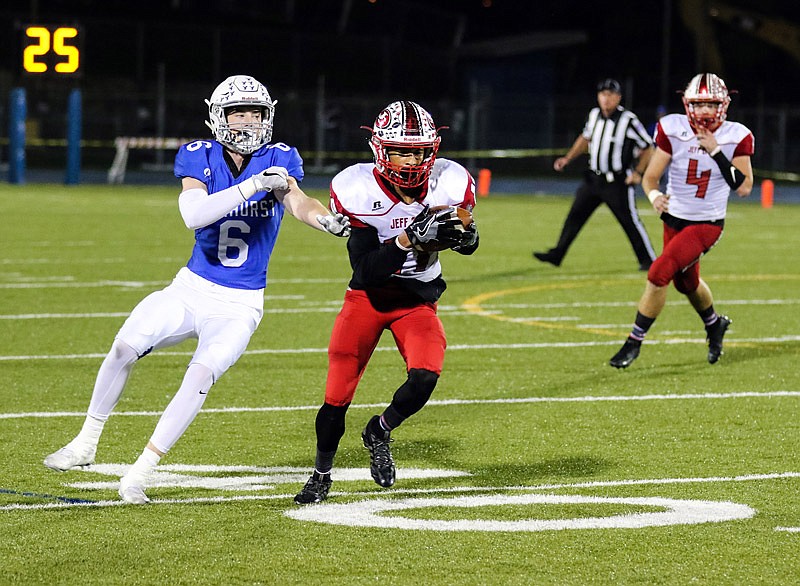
[534, 78, 656, 270]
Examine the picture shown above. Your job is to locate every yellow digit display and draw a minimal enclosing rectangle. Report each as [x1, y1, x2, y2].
[23, 26, 50, 73]
[53, 27, 80, 73]
[22, 25, 82, 75]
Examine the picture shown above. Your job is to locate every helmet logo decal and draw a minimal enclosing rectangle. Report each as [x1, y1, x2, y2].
[236, 77, 258, 91]
[375, 109, 391, 130]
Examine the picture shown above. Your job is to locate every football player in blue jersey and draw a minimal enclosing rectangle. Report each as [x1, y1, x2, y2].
[44, 75, 350, 504]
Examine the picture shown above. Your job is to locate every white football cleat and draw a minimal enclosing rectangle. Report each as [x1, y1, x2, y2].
[118, 475, 151, 505]
[43, 441, 97, 472]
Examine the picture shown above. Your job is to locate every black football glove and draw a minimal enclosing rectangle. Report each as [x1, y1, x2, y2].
[404, 206, 465, 252]
[451, 225, 479, 251]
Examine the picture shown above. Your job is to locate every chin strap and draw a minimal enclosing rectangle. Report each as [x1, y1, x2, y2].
[709, 146, 746, 189]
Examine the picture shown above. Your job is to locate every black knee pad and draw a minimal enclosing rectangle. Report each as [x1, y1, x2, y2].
[390, 368, 439, 421]
[409, 368, 439, 398]
[315, 402, 349, 453]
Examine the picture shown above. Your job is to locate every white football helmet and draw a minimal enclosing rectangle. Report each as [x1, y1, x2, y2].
[205, 75, 276, 154]
[682, 73, 731, 132]
[367, 100, 441, 188]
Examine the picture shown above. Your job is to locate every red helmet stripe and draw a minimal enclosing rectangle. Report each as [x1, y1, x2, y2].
[698, 73, 710, 97]
[401, 101, 422, 136]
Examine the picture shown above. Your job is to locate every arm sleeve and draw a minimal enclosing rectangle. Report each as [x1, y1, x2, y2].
[347, 225, 408, 287]
[178, 185, 247, 230]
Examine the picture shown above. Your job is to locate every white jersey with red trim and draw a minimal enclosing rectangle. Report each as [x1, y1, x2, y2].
[330, 158, 476, 283]
[656, 114, 754, 221]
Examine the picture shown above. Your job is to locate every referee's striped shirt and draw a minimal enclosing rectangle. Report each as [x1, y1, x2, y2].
[581, 105, 652, 175]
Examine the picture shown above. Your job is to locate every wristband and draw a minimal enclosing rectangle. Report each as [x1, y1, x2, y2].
[710, 149, 746, 189]
[708, 146, 721, 156]
[395, 237, 412, 252]
[647, 189, 664, 204]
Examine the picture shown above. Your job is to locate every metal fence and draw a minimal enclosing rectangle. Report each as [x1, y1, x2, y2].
[2, 80, 798, 182]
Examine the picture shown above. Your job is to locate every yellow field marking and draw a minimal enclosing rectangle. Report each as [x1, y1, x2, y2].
[462, 280, 628, 337]
[460, 273, 800, 338]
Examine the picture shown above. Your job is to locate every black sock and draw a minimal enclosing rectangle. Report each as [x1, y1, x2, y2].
[630, 311, 656, 341]
[380, 406, 404, 431]
[314, 449, 336, 474]
[698, 305, 718, 328]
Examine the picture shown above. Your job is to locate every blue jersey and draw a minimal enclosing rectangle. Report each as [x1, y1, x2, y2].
[174, 140, 304, 290]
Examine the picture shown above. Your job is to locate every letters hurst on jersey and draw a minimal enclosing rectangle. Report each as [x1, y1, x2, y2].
[330, 159, 476, 283]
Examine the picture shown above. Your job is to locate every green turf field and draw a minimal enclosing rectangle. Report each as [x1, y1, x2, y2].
[2, 183, 798, 585]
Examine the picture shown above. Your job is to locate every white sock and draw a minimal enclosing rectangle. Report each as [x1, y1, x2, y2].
[74, 415, 105, 446]
[124, 447, 161, 487]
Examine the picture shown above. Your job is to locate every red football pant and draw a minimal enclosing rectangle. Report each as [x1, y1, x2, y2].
[648, 222, 723, 293]
[324, 288, 446, 407]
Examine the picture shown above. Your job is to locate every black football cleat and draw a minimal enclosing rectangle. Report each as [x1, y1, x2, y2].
[706, 315, 732, 364]
[533, 250, 562, 267]
[362, 416, 396, 488]
[294, 471, 332, 505]
[609, 337, 642, 369]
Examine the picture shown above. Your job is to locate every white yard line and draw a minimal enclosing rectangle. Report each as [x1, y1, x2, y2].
[2, 335, 798, 362]
[1, 298, 796, 318]
[3, 390, 799, 420]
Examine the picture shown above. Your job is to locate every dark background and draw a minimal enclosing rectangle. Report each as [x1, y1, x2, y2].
[2, 0, 799, 177]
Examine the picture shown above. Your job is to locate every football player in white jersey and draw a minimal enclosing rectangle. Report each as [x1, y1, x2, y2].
[295, 101, 479, 504]
[609, 73, 754, 369]
[43, 75, 350, 503]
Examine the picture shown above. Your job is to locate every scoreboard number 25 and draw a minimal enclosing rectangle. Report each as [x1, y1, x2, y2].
[22, 25, 82, 75]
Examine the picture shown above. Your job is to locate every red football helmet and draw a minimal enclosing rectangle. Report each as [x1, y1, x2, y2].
[682, 73, 731, 132]
[366, 101, 441, 188]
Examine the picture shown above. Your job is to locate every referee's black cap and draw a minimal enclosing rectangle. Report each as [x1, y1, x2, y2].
[597, 78, 622, 94]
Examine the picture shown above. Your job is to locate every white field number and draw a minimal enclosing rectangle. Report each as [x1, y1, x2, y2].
[35, 464, 759, 531]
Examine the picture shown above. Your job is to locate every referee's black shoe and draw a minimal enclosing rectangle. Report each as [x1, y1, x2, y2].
[609, 337, 641, 369]
[533, 249, 562, 267]
[706, 315, 731, 364]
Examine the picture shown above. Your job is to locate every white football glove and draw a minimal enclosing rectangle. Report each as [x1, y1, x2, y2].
[239, 166, 290, 199]
[316, 213, 351, 237]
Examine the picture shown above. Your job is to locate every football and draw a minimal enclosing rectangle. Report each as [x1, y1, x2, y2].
[454, 206, 474, 230]
[431, 206, 474, 231]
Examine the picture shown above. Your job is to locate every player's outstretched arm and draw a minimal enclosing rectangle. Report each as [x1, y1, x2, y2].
[277, 178, 350, 236]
